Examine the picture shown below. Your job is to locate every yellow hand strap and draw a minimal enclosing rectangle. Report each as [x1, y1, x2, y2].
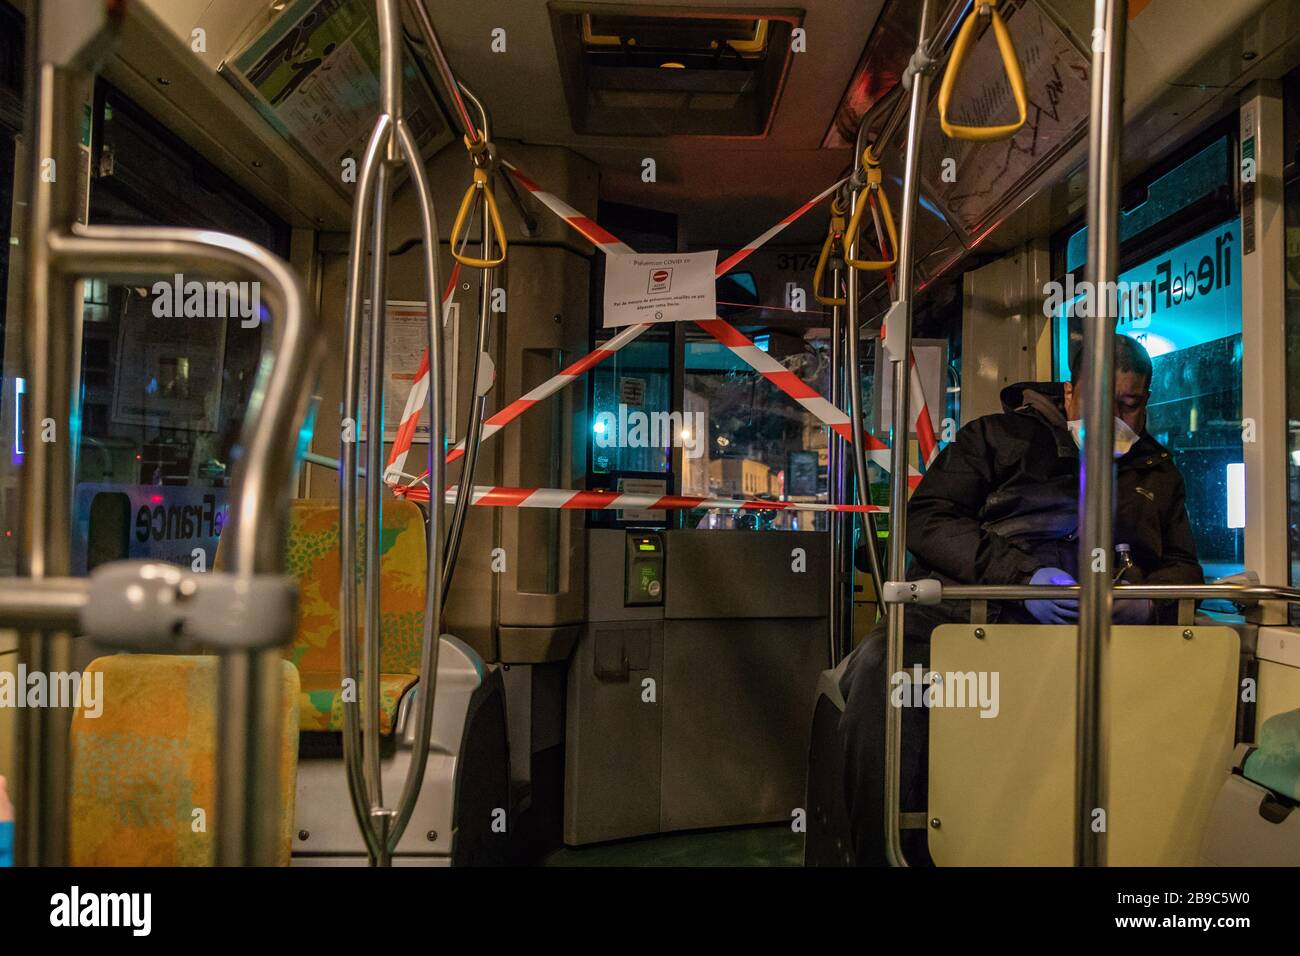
[450, 166, 508, 269]
[844, 149, 898, 272]
[937, 2, 1028, 142]
[813, 200, 848, 306]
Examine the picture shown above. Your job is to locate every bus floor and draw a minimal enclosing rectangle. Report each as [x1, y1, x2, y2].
[538, 823, 802, 867]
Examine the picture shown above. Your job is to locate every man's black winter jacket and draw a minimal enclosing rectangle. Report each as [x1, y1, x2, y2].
[903, 380, 1202, 624]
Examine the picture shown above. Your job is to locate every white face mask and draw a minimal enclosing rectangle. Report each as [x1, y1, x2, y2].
[1067, 417, 1140, 458]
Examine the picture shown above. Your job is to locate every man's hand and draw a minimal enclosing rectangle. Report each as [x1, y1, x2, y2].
[1113, 599, 1154, 624]
[1025, 567, 1079, 624]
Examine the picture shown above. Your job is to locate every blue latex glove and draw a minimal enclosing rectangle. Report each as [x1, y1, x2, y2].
[1025, 567, 1078, 624]
[1113, 599, 1154, 624]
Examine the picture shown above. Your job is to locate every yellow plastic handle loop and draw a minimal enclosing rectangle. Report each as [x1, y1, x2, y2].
[813, 206, 848, 306]
[450, 167, 508, 269]
[937, 2, 1028, 142]
[813, 230, 846, 306]
[844, 152, 898, 272]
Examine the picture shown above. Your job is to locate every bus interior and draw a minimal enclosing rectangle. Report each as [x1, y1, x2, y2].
[0, 0, 1299, 875]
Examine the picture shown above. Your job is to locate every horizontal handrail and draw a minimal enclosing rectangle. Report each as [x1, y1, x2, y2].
[49, 225, 318, 577]
[901, 583, 1300, 604]
[0, 579, 87, 630]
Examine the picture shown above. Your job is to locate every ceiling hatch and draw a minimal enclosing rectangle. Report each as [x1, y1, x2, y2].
[548, 3, 802, 137]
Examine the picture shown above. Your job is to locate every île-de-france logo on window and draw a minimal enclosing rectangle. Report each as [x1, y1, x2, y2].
[647, 267, 673, 294]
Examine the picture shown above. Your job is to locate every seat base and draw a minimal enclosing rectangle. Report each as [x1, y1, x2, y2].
[803, 661, 854, 867]
[291, 635, 513, 865]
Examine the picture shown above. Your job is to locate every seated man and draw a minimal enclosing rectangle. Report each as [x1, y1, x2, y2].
[838, 334, 1202, 866]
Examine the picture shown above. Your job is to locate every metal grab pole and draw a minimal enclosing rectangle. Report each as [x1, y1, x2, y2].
[442, 203, 494, 603]
[339, 114, 391, 864]
[828, 274, 845, 665]
[50, 227, 321, 866]
[385, 116, 447, 853]
[441, 85, 497, 605]
[1076, 0, 1128, 869]
[364, 161, 391, 824]
[865, 0, 971, 158]
[882, 0, 936, 869]
[18, 1, 320, 867]
[15, 23, 88, 866]
[338, 0, 452, 863]
[843, 204, 885, 629]
[403, 2, 539, 237]
[402, 0, 479, 146]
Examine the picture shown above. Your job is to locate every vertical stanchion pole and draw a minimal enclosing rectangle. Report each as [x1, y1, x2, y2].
[882, 0, 934, 869]
[1076, 0, 1127, 869]
[442, 85, 496, 603]
[15, 10, 92, 866]
[844, 212, 883, 654]
[828, 272, 845, 665]
[338, 115, 390, 865]
[363, 160, 391, 815]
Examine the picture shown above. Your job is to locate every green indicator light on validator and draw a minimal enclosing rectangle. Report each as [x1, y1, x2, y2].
[638, 542, 656, 552]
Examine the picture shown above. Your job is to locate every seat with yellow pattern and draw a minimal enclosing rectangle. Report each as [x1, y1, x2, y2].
[284, 497, 428, 734]
[70, 654, 299, 866]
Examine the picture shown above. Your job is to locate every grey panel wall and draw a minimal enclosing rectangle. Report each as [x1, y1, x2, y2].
[565, 528, 830, 844]
[664, 529, 828, 619]
[660, 617, 826, 831]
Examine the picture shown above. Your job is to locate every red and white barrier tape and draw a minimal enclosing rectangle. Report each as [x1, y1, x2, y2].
[444, 322, 645, 467]
[502, 162, 637, 255]
[388, 162, 924, 493]
[393, 482, 889, 515]
[910, 354, 940, 468]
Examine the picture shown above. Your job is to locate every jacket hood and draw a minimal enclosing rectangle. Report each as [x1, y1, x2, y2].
[1000, 381, 1068, 429]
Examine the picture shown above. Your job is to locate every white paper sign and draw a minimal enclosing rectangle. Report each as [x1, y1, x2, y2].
[603, 251, 718, 328]
[616, 477, 668, 524]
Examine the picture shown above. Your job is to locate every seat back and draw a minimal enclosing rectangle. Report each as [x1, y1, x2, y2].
[70, 654, 299, 866]
[927, 623, 1240, 866]
[285, 497, 428, 677]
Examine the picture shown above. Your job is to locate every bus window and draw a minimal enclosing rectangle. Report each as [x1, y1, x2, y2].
[1053, 133, 1243, 581]
[589, 334, 673, 479]
[682, 325, 833, 532]
[71, 85, 289, 574]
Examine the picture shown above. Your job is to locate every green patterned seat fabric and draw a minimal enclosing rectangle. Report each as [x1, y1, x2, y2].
[285, 498, 427, 733]
[1243, 708, 1300, 801]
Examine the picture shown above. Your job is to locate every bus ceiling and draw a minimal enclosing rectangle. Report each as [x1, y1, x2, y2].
[86, 0, 1300, 262]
